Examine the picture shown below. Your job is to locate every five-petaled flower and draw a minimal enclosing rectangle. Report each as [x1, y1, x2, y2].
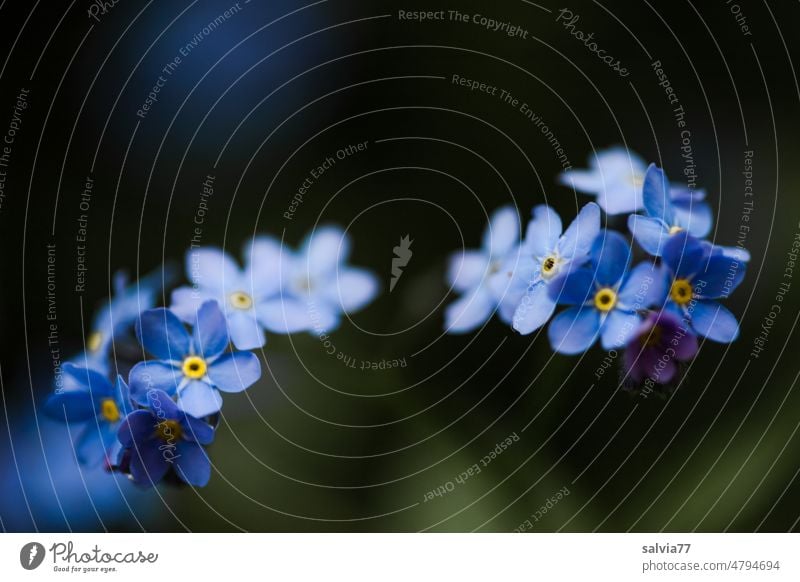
[624, 311, 699, 384]
[444, 206, 522, 333]
[546, 231, 662, 354]
[129, 300, 261, 418]
[658, 232, 743, 343]
[258, 226, 379, 334]
[171, 238, 284, 350]
[44, 364, 132, 467]
[511, 202, 601, 335]
[118, 389, 214, 487]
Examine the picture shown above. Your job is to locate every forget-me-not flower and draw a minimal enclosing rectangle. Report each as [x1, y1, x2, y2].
[444, 206, 522, 333]
[546, 231, 662, 354]
[129, 301, 261, 418]
[559, 147, 647, 215]
[171, 237, 284, 350]
[628, 164, 713, 256]
[659, 232, 744, 343]
[258, 226, 379, 334]
[511, 202, 601, 335]
[44, 364, 132, 467]
[118, 389, 214, 487]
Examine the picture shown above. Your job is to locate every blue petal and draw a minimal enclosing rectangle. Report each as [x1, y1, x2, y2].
[118, 410, 155, 448]
[444, 288, 495, 334]
[169, 286, 212, 323]
[628, 214, 669, 256]
[662, 232, 706, 279]
[128, 361, 181, 405]
[61, 363, 113, 396]
[146, 389, 182, 420]
[591, 230, 631, 286]
[185, 247, 241, 292]
[548, 269, 595, 305]
[600, 310, 641, 350]
[177, 381, 223, 417]
[257, 297, 314, 333]
[174, 441, 211, 487]
[447, 250, 489, 292]
[135, 307, 191, 360]
[618, 262, 668, 310]
[642, 164, 674, 225]
[557, 202, 601, 260]
[304, 226, 350, 277]
[548, 306, 602, 354]
[673, 198, 713, 238]
[482, 205, 520, 258]
[180, 415, 215, 445]
[690, 301, 740, 343]
[323, 267, 379, 313]
[128, 440, 169, 486]
[512, 281, 557, 335]
[227, 310, 265, 350]
[694, 255, 745, 299]
[193, 300, 230, 357]
[44, 391, 96, 423]
[207, 351, 261, 393]
[522, 205, 562, 258]
[75, 424, 113, 467]
[243, 235, 285, 299]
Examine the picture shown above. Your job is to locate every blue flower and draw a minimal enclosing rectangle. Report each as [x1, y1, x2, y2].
[171, 238, 284, 350]
[558, 147, 647, 215]
[444, 206, 522, 333]
[258, 226, 379, 334]
[546, 231, 663, 354]
[511, 202, 601, 335]
[658, 232, 744, 343]
[117, 389, 214, 487]
[628, 164, 713, 256]
[76, 268, 173, 373]
[129, 301, 261, 418]
[44, 364, 132, 467]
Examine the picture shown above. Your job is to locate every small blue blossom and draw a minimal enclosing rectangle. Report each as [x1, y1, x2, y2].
[44, 364, 132, 467]
[558, 147, 647, 215]
[129, 301, 261, 418]
[628, 164, 713, 256]
[511, 202, 601, 335]
[659, 232, 744, 343]
[171, 237, 284, 350]
[117, 389, 214, 487]
[546, 231, 662, 354]
[258, 226, 379, 334]
[623, 311, 699, 385]
[76, 268, 173, 373]
[444, 206, 522, 333]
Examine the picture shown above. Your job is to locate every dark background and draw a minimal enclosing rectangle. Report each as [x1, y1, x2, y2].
[1, 0, 799, 532]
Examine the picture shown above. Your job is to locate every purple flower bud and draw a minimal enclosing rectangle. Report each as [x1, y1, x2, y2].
[624, 311, 698, 384]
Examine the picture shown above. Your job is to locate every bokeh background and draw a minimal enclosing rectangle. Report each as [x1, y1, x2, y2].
[1, 0, 799, 532]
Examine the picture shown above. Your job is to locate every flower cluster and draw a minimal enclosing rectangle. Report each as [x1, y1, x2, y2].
[44, 227, 378, 487]
[445, 148, 749, 390]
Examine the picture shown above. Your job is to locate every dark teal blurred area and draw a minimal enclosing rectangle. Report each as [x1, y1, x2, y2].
[1, 0, 799, 531]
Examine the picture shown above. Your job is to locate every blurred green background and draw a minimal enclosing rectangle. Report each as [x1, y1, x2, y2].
[1, 0, 799, 532]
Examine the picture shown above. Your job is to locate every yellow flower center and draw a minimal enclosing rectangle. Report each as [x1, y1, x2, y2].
[541, 255, 560, 280]
[668, 225, 684, 235]
[182, 356, 207, 379]
[156, 419, 183, 442]
[229, 291, 253, 310]
[670, 278, 694, 305]
[87, 331, 103, 352]
[630, 173, 645, 188]
[100, 398, 120, 423]
[594, 287, 618, 312]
